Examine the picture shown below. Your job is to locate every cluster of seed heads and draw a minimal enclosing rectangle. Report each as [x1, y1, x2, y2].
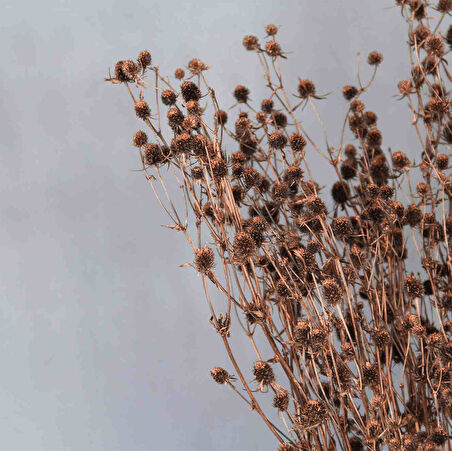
[108, 3, 452, 449]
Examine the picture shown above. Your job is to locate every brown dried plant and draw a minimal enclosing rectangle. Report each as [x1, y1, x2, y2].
[107, 2, 452, 449]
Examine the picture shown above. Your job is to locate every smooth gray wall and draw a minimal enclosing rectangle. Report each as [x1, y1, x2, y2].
[0, 1, 416, 450]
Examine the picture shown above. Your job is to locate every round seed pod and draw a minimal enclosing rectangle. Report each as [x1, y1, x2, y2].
[214, 110, 228, 126]
[297, 79, 316, 98]
[122, 60, 139, 79]
[261, 98, 274, 113]
[137, 50, 151, 68]
[242, 35, 259, 51]
[266, 24, 278, 36]
[289, 133, 307, 152]
[210, 367, 230, 384]
[322, 278, 343, 306]
[174, 68, 185, 79]
[404, 204, 422, 227]
[134, 100, 150, 119]
[132, 130, 148, 147]
[392, 151, 410, 170]
[253, 360, 275, 385]
[194, 246, 214, 273]
[343, 85, 358, 100]
[266, 40, 282, 57]
[331, 181, 350, 204]
[181, 81, 201, 102]
[161, 90, 177, 106]
[233, 231, 256, 261]
[191, 166, 203, 180]
[167, 108, 184, 129]
[367, 50, 383, 65]
[404, 274, 424, 299]
[268, 132, 287, 149]
[233, 85, 250, 103]
[273, 391, 289, 411]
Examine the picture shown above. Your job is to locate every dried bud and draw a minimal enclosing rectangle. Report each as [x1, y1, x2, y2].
[181, 81, 201, 102]
[289, 133, 307, 151]
[215, 110, 228, 125]
[265, 24, 278, 36]
[297, 79, 316, 98]
[404, 204, 422, 227]
[269, 132, 287, 149]
[404, 274, 424, 299]
[343, 85, 359, 100]
[266, 40, 282, 57]
[233, 232, 256, 261]
[174, 68, 185, 79]
[322, 278, 343, 306]
[161, 90, 177, 106]
[331, 181, 350, 204]
[392, 151, 410, 170]
[233, 85, 250, 103]
[273, 391, 289, 411]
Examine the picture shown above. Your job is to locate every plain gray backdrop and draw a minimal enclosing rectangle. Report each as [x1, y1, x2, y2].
[1, 0, 420, 450]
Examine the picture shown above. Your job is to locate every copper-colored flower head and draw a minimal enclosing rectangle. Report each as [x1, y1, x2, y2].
[392, 151, 410, 170]
[268, 132, 287, 149]
[343, 85, 358, 101]
[297, 400, 327, 428]
[214, 110, 228, 126]
[135, 100, 150, 119]
[425, 35, 445, 56]
[167, 108, 184, 129]
[174, 68, 185, 79]
[261, 98, 274, 113]
[144, 143, 164, 166]
[341, 160, 357, 180]
[211, 158, 228, 180]
[332, 217, 353, 238]
[297, 79, 316, 98]
[181, 81, 201, 102]
[344, 144, 357, 158]
[404, 204, 422, 227]
[233, 231, 256, 261]
[137, 50, 152, 69]
[273, 390, 289, 411]
[366, 128, 382, 147]
[331, 181, 350, 204]
[122, 60, 139, 79]
[265, 40, 282, 57]
[305, 195, 326, 215]
[404, 274, 424, 299]
[266, 24, 278, 36]
[161, 90, 177, 106]
[362, 362, 379, 386]
[364, 111, 377, 126]
[194, 246, 215, 273]
[436, 153, 449, 170]
[253, 360, 275, 385]
[188, 58, 209, 74]
[242, 167, 260, 188]
[322, 278, 343, 306]
[132, 130, 148, 147]
[114, 61, 132, 82]
[271, 111, 288, 128]
[367, 50, 383, 66]
[289, 133, 307, 152]
[242, 35, 259, 51]
[233, 85, 250, 103]
[210, 367, 230, 384]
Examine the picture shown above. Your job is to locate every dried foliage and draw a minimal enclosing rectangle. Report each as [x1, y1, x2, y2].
[107, 2, 452, 449]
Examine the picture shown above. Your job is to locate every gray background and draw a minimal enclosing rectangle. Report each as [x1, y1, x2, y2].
[1, 1, 418, 450]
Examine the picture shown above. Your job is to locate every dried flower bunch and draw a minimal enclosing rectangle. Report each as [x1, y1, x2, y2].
[107, 2, 452, 449]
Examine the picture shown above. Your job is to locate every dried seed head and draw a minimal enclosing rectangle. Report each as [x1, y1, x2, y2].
[265, 40, 282, 57]
[404, 274, 424, 299]
[322, 278, 343, 306]
[242, 35, 259, 50]
[137, 50, 152, 69]
[297, 400, 327, 429]
[174, 68, 185, 79]
[343, 85, 359, 100]
[367, 50, 383, 65]
[447, 24, 452, 49]
[398, 79, 413, 96]
[362, 362, 379, 386]
[210, 367, 230, 384]
[297, 79, 316, 98]
[392, 151, 410, 170]
[175, 132, 192, 153]
[404, 204, 422, 227]
[191, 166, 203, 180]
[215, 110, 228, 126]
[181, 81, 201, 102]
[412, 24, 430, 45]
[289, 133, 307, 152]
[379, 185, 394, 199]
[144, 143, 164, 166]
[284, 165, 304, 183]
[161, 90, 177, 106]
[350, 99, 365, 112]
[425, 34, 445, 56]
[114, 61, 133, 82]
[233, 85, 250, 103]
[194, 247, 214, 273]
[211, 158, 228, 179]
[232, 162, 243, 177]
[261, 98, 274, 113]
[186, 100, 201, 116]
[364, 111, 377, 126]
[271, 111, 288, 128]
[428, 427, 448, 445]
[266, 24, 278, 36]
[233, 231, 256, 261]
[132, 130, 148, 147]
[366, 183, 380, 198]
[272, 181, 291, 201]
[416, 182, 429, 196]
[253, 360, 275, 385]
[331, 181, 350, 204]
[437, 154, 449, 170]
[188, 58, 209, 74]
[135, 100, 151, 119]
[167, 108, 184, 129]
[305, 195, 326, 215]
[268, 132, 287, 149]
[276, 280, 291, 298]
[345, 144, 357, 158]
[372, 329, 390, 348]
[122, 60, 139, 79]
[182, 115, 200, 130]
[332, 217, 353, 238]
[273, 390, 289, 411]
[293, 319, 311, 345]
[242, 167, 260, 188]
[366, 419, 380, 439]
[366, 128, 382, 147]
